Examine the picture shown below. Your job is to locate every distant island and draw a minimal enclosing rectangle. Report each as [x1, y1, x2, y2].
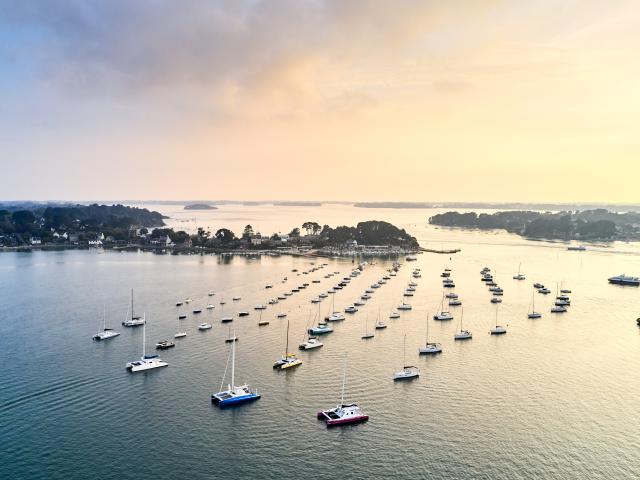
[273, 201, 322, 207]
[184, 203, 217, 210]
[429, 209, 640, 241]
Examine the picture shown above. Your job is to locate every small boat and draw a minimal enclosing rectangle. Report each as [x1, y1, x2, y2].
[403, 290, 414, 297]
[257, 310, 269, 326]
[225, 326, 238, 343]
[276, 313, 287, 318]
[555, 300, 570, 307]
[533, 283, 544, 289]
[232, 296, 241, 301]
[419, 312, 442, 354]
[489, 305, 507, 335]
[560, 289, 572, 294]
[156, 340, 175, 349]
[206, 304, 215, 310]
[551, 306, 567, 313]
[446, 293, 458, 299]
[513, 263, 525, 280]
[193, 309, 202, 314]
[178, 315, 187, 320]
[389, 311, 400, 319]
[448, 299, 462, 306]
[454, 307, 472, 340]
[221, 317, 233, 323]
[319, 293, 328, 298]
[539, 288, 551, 294]
[311, 298, 321, 304]
[185, 298, 192, 303]
[273, 321, 303, 370]
[361, 294, 372, 300]
[174, 331, 187, 339]
[175, 302, 183, 307]
[208, 292, 215, 297]
[354, 301, 366, 307]
[317, 355, 368, 427]
[212, 339, 260, 407]
[371, 284, 381, 289]
[308, 323, 333, 335]
[608, 274, 640, 286]
[393, 335, 419, 380]
[441, 271, 450, 278]
[344, 306, 358, 313]
[122, 289, 146, 327]
[238, 311, 250, 317]
[93, 305, 120, 341]
[491, 297, 502, 304]
[265, 284, 273, 289]
[361, 316, 374, 339]
[327, 312, 346, 322]
[567, 245, 586, 251]
[299, 336, 324, 350]
[375, 320, 387, 329]
[254, 304, 267, 310]
[397, 303, 412, 311]
[126, 321, 168, 372]
[443, 282, 455, 288]
[278, 295, 287, 300]
[268, 299, 279, 305]
[198, 323, 212, 330]
[434, 294, 453, 320]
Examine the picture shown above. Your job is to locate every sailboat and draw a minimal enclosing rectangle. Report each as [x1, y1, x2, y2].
[317, 355, 369, 426]
[513, 262, 526, 280]
[325, 293, 345, 321]
[393, 334, 420, 380]
[212, 337, 260, 407]
[225, 324, 238, 343]
[490, 304, 507, 334]
[434, 293, 454, 321]
[309, 302, 332, 334]
[527, 288, 542, 319]
[93, 305, 120, 341]
[361, 316, 374, 339]
[122, 289, 145, 327]
[419, 312, 442, 354]
[126, 318, 168, 372]
[374, 307, 387, 329]
[220, 302, 233, 323]
[454, 307, 472, 340]
[258, 309, 269, 326]
[273, 320, 302, 369]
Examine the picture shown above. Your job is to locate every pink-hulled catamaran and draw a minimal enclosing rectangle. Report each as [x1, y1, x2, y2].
[317, 355, 368, 427]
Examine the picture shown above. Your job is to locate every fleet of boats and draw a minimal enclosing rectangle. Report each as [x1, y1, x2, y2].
[97, 255, 594, 426]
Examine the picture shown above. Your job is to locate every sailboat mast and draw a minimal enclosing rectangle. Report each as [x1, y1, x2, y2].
[340, 354, 347, 406]
[131, 289, 134, 320]
[425, 312, 429, 343]
[142, 319, 146, 357]
[403, 334, 406, 367]
[285, 320, 290, 356]
[103, 304, 106, 330]
[231, 333, 235, 388]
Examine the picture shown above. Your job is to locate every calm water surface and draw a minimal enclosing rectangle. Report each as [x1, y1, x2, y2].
[2, 204, 640, 479]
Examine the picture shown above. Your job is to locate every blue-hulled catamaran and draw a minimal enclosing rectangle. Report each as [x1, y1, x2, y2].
[212, 335, 260, 407]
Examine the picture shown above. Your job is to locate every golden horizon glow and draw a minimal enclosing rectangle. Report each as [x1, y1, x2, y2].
[2, 1, 640, 203]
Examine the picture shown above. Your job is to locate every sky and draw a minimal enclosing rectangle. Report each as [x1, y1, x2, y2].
[1, 0, 639, 203]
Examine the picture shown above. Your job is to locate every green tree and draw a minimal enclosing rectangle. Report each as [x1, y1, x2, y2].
[215, 228, 236, 244]
[12, 210, 36, 231]
[242, 224, 254, 240]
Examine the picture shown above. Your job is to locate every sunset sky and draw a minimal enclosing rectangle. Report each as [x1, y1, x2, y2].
[2, 0, 639, 203]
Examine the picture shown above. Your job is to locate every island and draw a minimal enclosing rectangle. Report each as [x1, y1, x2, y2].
[428, 209, 640, 241]
[184, 203, 217, 210]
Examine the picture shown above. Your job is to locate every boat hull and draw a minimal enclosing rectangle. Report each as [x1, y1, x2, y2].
[212, 393, 260, 407]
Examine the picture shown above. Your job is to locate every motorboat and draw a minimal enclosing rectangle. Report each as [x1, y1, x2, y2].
[533, 283, 544, 289]
[608, 274, 640, 286]
[434, 311, 453, 321]
[276, 313, 287, 318]
[254, 304, 267, 310]
[198, 323, 212, 330]
[344, 306, 358, 313]
[178, 315, 187, 320]
[560, 289, 572, 294]
[354, 301, 365, 306]
[397, 303, 412, 311]
[445, 292, 458, 299]
[193, 309, 202, 314]
[221, 317, 233, 323]
[539, 288, 551, 294]
[206, 304, 215, 310]
[389, 312, 400, 319]
[403, 290, 414, 297]
[551, 306, 567, 313]
[567, 245, 586, 251]
[491, 297, 502, 304]
[448, 299, 462, 306]
[311, 298, 321, 304]
[126, 322, 168, 372]
[238, 311, 250, 317]
[375, 321, 387, 329]
[443, 282, 455, 288]
[326, 312, 346, 322]
[175, 302, 183, 307]
[208, 292, 215, 297]
[319, 293, 328, 298]
[232, 296, 241, 301]
[212, 339, 260, 407]
[268, 299, 279, 305]
[156, 340, 175, 349]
